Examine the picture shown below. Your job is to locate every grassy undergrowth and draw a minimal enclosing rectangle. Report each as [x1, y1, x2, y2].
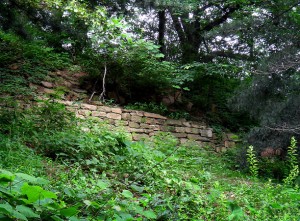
[1, 101, 300, 220]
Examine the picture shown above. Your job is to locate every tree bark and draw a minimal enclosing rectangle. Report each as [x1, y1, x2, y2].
[158, 9, 166, 57]
[99, 63, 107, 101]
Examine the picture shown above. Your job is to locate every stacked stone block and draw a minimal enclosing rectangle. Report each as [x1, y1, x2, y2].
[58, 101, 214, 147]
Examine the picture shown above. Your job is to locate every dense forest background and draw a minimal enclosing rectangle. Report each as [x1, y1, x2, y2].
[1, 0, 299, 151]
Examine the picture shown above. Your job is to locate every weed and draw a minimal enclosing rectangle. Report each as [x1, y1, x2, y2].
[247, 145, 259, 178]
[1, 103, 300, 220]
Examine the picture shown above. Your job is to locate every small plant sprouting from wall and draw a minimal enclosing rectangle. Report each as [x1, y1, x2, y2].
[247, 145, 258, 178]
[283, 137, 299, 186]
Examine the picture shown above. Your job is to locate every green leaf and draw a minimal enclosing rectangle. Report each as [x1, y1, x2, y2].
[11, 210, 28, 221]
[142, 210, 157, 219]
[0, 204, 28, 221]
[15, 173, 37, 183]
[0, 186, 14, 197]
[270, 203, 283, 209]
[21, 183, 57, 203]
[228, 203, 244, 221]
[130, 184, 144, 193]
[96, 180, 108, 190]
[51, 215, 64, 221]
[69, 216, 82, 221]
[0, 170, 15, 183]
[0, 203, 14, 215]
[83, 200, 91, 207]
[16, 205, 40, 218]
[60, 207, 78, 217]
[121, 190, 133, 198]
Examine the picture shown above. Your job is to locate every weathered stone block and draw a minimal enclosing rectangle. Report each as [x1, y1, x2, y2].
[43, 88, 55, 94]
[134, 111, 144, 117]
[75, 114, 85, 119]
[149, 125, 160, 131]
[92, 101, 103, 106]
[133, 134, 149, 141]
[140, 123, 150, 129]
[122, 113, 131, 120]
[111, 107, 122, 114]
[66, 107, 76, 112]
[191, 123, 201, 128]
[81, 103, 97, 111]
[197, 136, 211, 142]
[78, 109, 91, 116]
[98, 106, 111, 112]
[41, 81, 54, 88]
[166, 119, 182, 126]
[131, 115, 142, 123]
[155, 119, 166, 125]
[144, 112, 167, 119]
[182, 121, 191, 127]
[173, 133, 187, 138]
[145, 118, 155, 124]
[187, 134, 201, 140]
[160, 126, 169, 132]
[92, 111, 106, 117]
[190, 128, 200, 134]
[129, 122, 140, 128]
[175, 127, 186, 133]
[59, 100, 73, 106]
[180, 138, 189, 144]
[225, 141, 235, 148]
[201, 129, 213, 138]
[107, 119, 116, 125]
[115, 120, 128, 126]
[128, 128, 145, 133]
[106, 113, 121, 120]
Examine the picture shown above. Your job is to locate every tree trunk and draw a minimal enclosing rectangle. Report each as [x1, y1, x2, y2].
[158, 9, 166, 57]
[99, 63, 107, 101]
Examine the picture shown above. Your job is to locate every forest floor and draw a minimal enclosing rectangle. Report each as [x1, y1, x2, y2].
[1, 103, 300, 220]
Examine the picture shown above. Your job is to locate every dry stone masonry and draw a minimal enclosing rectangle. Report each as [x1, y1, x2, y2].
[1, 71, 237, 151]
[58, 100, 214, 147]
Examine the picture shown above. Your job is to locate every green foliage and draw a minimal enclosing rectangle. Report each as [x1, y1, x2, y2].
[233, 50, 300, 150]
[125, 102, 190, 119]
[182, 62, 255, 130]
[1, 103, 300, 219]
[0, 0, 299, 219]
[283, 137, 299, 186]
[247, 146, 259, 178]
[0, 169, 79, 221]
[0, 31, 71, 98]
[283, 165, 299, 187]
[286, 137, 298, 172]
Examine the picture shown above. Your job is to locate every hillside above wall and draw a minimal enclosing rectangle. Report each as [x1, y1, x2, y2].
[4, 70, 237, 152]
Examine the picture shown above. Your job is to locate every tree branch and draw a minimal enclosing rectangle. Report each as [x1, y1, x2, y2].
[201, 4, 242, 32]
[168, 8, 187, 43]
[99, 63, 107, 101]
[265, 125, 300, 135]
[202, 50, 252, 61]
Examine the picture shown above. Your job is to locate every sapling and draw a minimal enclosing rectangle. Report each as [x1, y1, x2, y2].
[284, 137, 299, 186]
[247, 145, 259, 178]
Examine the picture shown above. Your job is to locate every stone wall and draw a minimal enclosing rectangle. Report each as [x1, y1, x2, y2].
[58, 101, 214, 146]
[0, 70, 238, 150]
